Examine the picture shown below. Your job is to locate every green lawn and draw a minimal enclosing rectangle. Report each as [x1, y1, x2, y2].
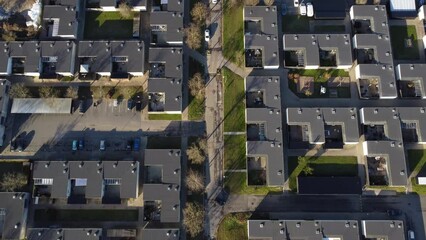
[188, 57, 206, 120]
[148, 114, 182, 120]
[314, 25, 346, 33]
[224, 135, 246, 170]
[287, 156, 358, 191]
[282, 15, 310, 33]
[289, 69, 349, 82]
[407, 150, 426, 194]
[217, 213, 250, 240]
[222, 68, 245, 132]
[34, 209, 139, 222]
[84, 11, 135, 39]
[224, 172, 282, 195]
[390, 25, 420, 60]
[223, 2, 244, 66]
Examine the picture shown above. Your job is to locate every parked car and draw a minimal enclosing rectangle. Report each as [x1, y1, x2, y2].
[204, 29, 210, 42]
[306, 2, 314, 17]
[78, 100, 84, 114]
[386, 209, 402, 217]
[78, 139, 84, 150]
[126, 140, 133, 151]
[133, 138, 141, 151]
[299, 3, 306, 16]
[100, 140, 105, 151]
[113, 99, 118, 107]
[408, 230, 415, 240]
[16, 139, 24, 152]
[281, 3, 287, 16]
[127, 99, 133, 110]
[212, 0, 217, 4]
[135, 99, 142, 111]
[294, 0, 299, 7]
[10, 140, 16, 152]
[72, 140, 78, 151]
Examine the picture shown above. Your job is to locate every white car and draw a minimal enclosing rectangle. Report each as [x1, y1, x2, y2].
[307, 2, 314, 17]
[408, 230, 415, 240]
[212, 0, 217, 4]
[294, 0, 299, 7]
[204, 29, 210, 42]
[299, 3, 306, 16]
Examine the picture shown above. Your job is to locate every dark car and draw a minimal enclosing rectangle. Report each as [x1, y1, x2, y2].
[135, 100, 142, 111]
[126, 140, 133, 151]
[10, 140, 17, 152]
[133, 138, 141, 151]
[78, 139, 84, 150]
[387, 209, 402, 217]
[127, 99, 133, 110]
[16, 139, 24, 152]
[215, 189, 229, 206]
[78, 100, 84, 114]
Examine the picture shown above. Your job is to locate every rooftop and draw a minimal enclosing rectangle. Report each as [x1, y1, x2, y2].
[42, 5, 78, 38]
[362, 220, 405, 240]
[27, 228, 102, 240]
[0, 192, 29, 240]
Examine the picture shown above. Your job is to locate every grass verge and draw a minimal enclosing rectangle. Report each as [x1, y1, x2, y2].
[217, 213, 250, 240]
[84, 11, 135, 39]
[224, 135, 246, 170]
[222, 67, 245, 132]
[390, 25, 420, 60]
[407, 150, 426, 194]
[282, 15, 310, 33]
[223, 2, 244, 66]
[224, 172, 282, 195]
[148, 114, 182, 120]
[287, 156, 358, 191]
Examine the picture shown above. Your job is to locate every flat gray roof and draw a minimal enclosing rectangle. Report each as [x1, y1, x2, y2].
[100, 0, 115, 7]
[33, 161, 139, 199]
[144, 149, 181, 223]
[148, 48, 183, 112]
[40, 41, 75, 73]
[11, 98, 72, 114]
[78, 40, 144, 74]
[141, 228, 180, 240]
[27, 228, 102, 240]
[396, 64, 426, 97]
[244, 6, 279, 67]
[246, 76, 284, 186]
[355, 64, 397, 98]
[350, 5, 390, 35]
[283, 34, 353, 67]
[248, 220, 360, 239]
[0, 192, 29, 240]
[150, 12, 184, 44]
[287, 108, 359, 144]
[362, 220, 405, 240]
[43, 5, 78, 38]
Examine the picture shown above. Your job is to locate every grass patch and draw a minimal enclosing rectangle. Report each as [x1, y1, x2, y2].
[368, 186, 406, 193]
[148, 114, 182, 120]
[290, 69, 349, 82]
[287, 156, 358, 191]
[84, 11, 135, 39]
[314, 25, 346, 33]
[34, 209, 138, 222]
[407, 150, 426, 194]
[188, 57, 206, 120]
[282, 15, 310, 33]
[223, 2, 244, 66]
[224, 172, 282, 195]
[224, 135, 246, 170]
[390, 25, 420, 60]
[222, 67, 245, 132]
[217, 213, 250, 240]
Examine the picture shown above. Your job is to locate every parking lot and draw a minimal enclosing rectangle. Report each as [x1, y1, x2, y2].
[3, 99, 144, 161]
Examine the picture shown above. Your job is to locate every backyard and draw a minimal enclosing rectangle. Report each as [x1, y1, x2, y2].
[34, 209, 139, 222]
[222, 68, 245, 132]
[188, 57, 206, 121]
[390, 25, 420, 60]
[408, 150, 426, 194]
[148, 114, 182, 120]
[224, 172, 282, 195]
[217, 213, 250, 240]
[287, 156, 358, 191]
[282, 15, 310, 33]
[224, 135, 246, 170]
[84, 11, 136, 39]
[223, 1, 244, 66]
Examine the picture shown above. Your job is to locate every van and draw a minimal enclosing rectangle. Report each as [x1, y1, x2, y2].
[307, 2, 314, 17]
[299, 3, 306, 16]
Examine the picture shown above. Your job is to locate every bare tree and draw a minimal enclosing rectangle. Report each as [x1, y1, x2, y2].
[65, 86, 79, 99]
[9, 83, 30, 98]
[39, 86, 59, 98]
[118, 1, 132, 18]
[183, 202, 204, 237]
[355, 0, 367, 4]
[184, 24, 202, 50]
[191, 2, 209, 25]
[189, 73, 206, 100]
[186, 169, 204, 192]
[0, 172, 27, 192]
[2, 32, 17, 42]
[304, 89, 312, 96]
[198, 138, 207, 155]
[186, 143, 205, 165]
[245, 0, 259, 6]
[264, 0, 274, 6]
[227, 0, 243, 8]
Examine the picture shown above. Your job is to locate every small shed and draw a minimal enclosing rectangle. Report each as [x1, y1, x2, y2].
[418, 177, 426, 185]
[390, 0, 417, 18]
[11, 98, 72, 114]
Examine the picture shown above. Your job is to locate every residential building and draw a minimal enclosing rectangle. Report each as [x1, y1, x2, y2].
[42, 1, 79, 39]
[141, 228, 180, 240]
[362, 220, 406, 240]
[143, 149, 181, 224]
[360, 107, 426, 186]
[245, 76, 284, 186]
[244, 6, 279, 69]
[32, 160, 139, 204]
[286, 108, 359, 149]
[389, 0, 417, 18]
[283, 34, 353, 69]
[78, 40, 144, 79]
[27, 228, 102, 240]
[150, 0, 184, 45]
[311, 0, 353, 19]
[148, 48, 183, 113]
[0, 41, 76, 77]
[0, 79, 10, 147]
[0, 192, 30, 240]
[396, 64, 426, 98]
[350, 5, 397, 99]
[100, 0, 147, 11]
